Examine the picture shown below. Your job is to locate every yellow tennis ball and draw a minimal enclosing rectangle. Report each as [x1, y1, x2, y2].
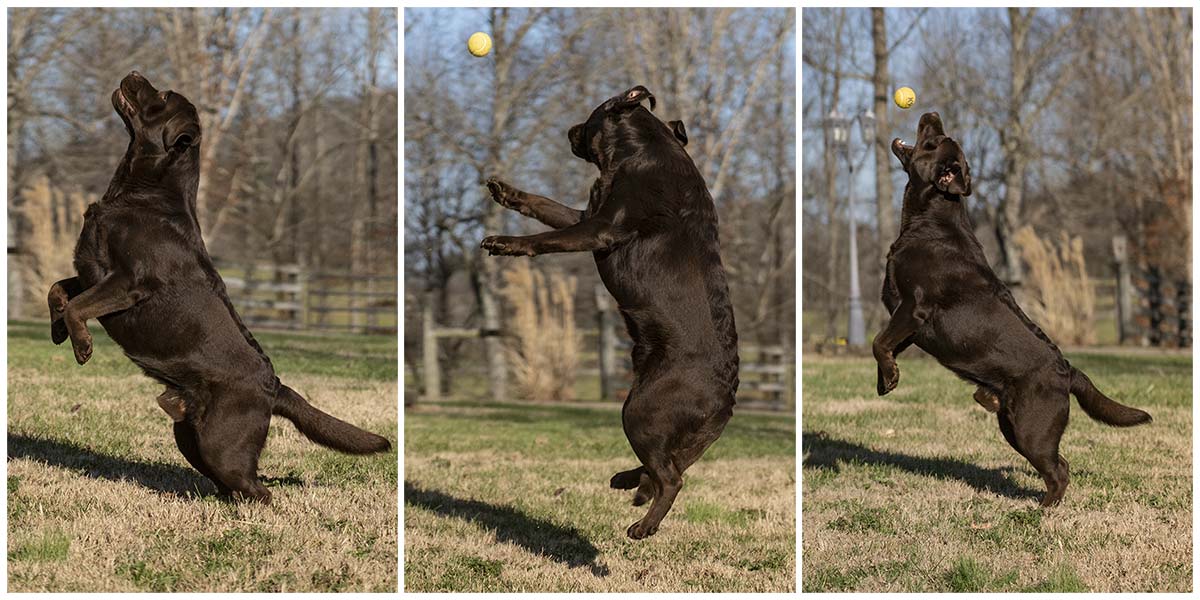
[894, 86, 916, 109]
[467, 32, 492, 57]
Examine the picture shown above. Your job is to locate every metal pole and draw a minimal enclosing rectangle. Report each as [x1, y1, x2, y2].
[847, 159, 865, 347]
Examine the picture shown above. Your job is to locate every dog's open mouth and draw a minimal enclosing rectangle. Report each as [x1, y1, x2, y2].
[115, 87, 136, 116]
[937, 166, 960, 188]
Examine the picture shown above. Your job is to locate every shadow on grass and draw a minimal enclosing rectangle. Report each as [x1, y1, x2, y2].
[404, 481, 610, 577]
[802, 431, 1041, 500]
[7, 433, 302, 499]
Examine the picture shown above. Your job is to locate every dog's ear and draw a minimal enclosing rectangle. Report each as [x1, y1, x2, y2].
[163, 114, 199, 152]
[669, 120, 687, 146]
[891, 138, 913, 168]
[568, 123, 588, 160]
[616, 86, 655, 112]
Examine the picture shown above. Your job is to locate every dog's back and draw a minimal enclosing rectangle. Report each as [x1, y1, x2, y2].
[590, 114, 738, 397]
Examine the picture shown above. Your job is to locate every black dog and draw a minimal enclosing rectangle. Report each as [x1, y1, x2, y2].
[47, 72, 389, 503]
[876, 111, 1151, 506]
[481, 86, 738, 539]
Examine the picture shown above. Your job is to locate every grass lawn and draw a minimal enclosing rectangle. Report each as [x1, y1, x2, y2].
[801, 350, 1191, 592]
[7, 321, 398, 592]
[404, 399, 796, 592]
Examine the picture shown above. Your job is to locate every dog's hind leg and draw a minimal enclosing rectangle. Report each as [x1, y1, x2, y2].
[172, 420, 230, 495]
[671, 405, 733, 473]
[997, 378, 1070, 507]
[195, 398, 272, 504]
[621, 380, 732, 539]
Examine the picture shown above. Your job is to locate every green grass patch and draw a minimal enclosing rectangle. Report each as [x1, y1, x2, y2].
[9, 530, 70, 563]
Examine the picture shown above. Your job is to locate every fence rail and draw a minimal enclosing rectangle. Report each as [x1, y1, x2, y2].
[214, 260, 397, 334]
[419, 285, 795, 411]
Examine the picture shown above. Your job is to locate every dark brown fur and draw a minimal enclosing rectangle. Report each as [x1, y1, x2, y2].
[47, 72, 389, 503]
[876, 111, 1151, 507]
[480, 86, 739, 538]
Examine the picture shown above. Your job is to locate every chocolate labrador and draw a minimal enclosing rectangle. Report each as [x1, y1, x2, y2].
[47, 72, 390, 503]
[481, 86, 739, 538]
[876, 111, 1151, 506]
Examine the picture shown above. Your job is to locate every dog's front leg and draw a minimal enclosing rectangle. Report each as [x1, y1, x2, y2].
[486, 178, 584, 229]
[873, 299, 926, 396]
[481, 217, 628, 256]
[48, 277, 86, 345]
[61, 274, 150, 365]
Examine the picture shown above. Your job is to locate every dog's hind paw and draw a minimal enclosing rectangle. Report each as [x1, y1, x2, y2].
[877, 361, 899, 396]
[626, 520, 658, 540]
[609, 469, 642, 490]
[631, 489, 651, 506]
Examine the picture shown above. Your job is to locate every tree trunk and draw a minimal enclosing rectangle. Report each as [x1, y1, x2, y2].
[477, 8, 513, 400]
[998, 7, 1031, 285]
[871, 8, 896, 269]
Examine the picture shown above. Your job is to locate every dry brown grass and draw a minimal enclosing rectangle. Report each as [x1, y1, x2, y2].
[405, 400, 795, 592]
[499, 262, 580, 402]
[1012, 226, 1096, 345]
[7, 323, 398, 592]
[803, 352, 1191, 592]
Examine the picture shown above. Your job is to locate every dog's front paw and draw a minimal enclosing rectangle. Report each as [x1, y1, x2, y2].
[626, 519, 658, 540]
[481, 235, 532, 257]
[486, 178, 524, 211]
[51, 320, 69, 345]
[877, 359, 899, 396]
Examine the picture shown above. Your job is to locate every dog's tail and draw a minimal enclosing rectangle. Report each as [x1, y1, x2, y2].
[1069, 367, 1151, 427]
[273, 385, 391, 454]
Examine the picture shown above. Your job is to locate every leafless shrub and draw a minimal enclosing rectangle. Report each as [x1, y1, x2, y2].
[500, 262, 580, 401]
[1013, 225, 1096, 345]
[13, 175, 90, 317]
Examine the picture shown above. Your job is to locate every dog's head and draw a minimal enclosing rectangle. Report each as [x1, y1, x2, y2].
[112, 71, 201, 173]
[567, 85, 688, 166]
[891, 112, 971, 197]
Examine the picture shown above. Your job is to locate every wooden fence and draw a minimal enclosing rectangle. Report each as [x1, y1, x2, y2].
[1112, 236, 1191, 348]
[420, 285, 795, 411]
[215, 260, 396, 334]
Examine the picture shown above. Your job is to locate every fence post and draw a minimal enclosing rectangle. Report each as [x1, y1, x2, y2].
[1112, 235, 1133, 344]
[422, 297, 440, 404]
[596, 284, 618, 402]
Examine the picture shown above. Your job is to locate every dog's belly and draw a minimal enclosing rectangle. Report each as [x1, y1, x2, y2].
[98, 289, 269, 388]
[914, 299, 1060, 388]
